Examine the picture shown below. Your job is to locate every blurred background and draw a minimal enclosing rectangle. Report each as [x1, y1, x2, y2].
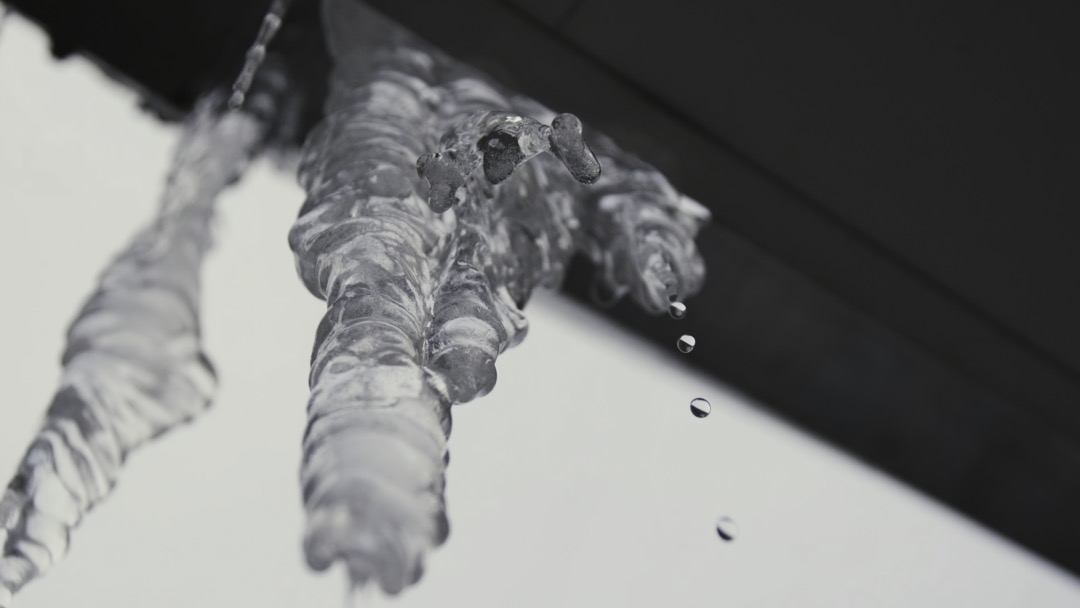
[1, 1, 1079, 605]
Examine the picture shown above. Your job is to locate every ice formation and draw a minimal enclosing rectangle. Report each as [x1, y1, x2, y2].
[1, 0, 710, 601]
[229, 0, 293, 111]
[0, 96, 263, 605]
[290, 0, 709, 595]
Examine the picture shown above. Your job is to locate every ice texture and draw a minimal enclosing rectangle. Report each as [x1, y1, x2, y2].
[0, 6, 9, 43]
[229, 0, 293, 111]
[0, 97, 262, 604]
[290, 0, 710, 596]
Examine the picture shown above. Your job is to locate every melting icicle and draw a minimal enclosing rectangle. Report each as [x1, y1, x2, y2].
[290, 0, 710, 596]
[0, 4, 9, 47]
[348, 583, 389, 608]
[690, 397, 711, 418]
[416, 109, 599, 213]
[0, 96, 263, 603]
[716, 516, 739, 541]
[677, 334, 696, 353]
[229, 0, 292, 111]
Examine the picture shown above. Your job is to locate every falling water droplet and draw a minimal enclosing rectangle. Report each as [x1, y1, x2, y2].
[677, 334, 696, 353]
[669, 301, 687, 319]
[716, 516, 739, 542]
[690, 397, 711, 418]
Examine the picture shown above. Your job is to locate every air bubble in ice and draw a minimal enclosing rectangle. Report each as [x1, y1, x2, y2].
[669, 301, 687, 319]
[716, 516, 739, 541]
[690, 397, 711, 418]
[677, 334, 696, 353]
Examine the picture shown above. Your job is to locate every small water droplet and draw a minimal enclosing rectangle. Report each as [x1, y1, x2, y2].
[716, 516, 739, 542]
[669, 301, 687, 319]
[690, 398, 711, 418]
[677, 334, 695, 353]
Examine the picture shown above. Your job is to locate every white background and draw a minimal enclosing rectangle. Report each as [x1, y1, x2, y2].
[1, 14, 1079, 607]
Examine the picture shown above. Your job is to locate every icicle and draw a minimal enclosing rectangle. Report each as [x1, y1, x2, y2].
[573, 131, 711, 313]
[0, 96, 263, 604]
[416, 108, 599, 212]
[229, 0, 293, 111]
[291, 0, 709, 597]
[0, 4, 10, 48]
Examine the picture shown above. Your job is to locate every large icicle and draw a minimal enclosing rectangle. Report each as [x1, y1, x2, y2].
[291, 28, 454, 595]
[0, 97, 263, 606]
[291, 0, 709, 596]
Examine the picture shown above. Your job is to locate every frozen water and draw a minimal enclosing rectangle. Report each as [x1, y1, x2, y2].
[347, 583, 389, 608]
[291, 0, 710, 597]
[229, 0, 292, 111]
[690, 397, 711, 418]
[0, 4, 9, 51]
[677, 334, 696, 353]
[416, 109, 598, 212]
[548, 113, 602, 185]
[0, 96, 263, 602]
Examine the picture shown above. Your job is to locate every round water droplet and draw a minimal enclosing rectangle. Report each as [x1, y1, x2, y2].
[669, 301, 687, 319]
[716, 516, 739, 542]
[677, 334, 696, 353]
[690, 398, 711, 418]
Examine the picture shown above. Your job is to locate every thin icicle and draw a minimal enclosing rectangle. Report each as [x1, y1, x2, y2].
[292, 0, 709, 597]
[229, 0, 293, 111]
[0, 96, 263, 604]
[0, 4, 10, 48]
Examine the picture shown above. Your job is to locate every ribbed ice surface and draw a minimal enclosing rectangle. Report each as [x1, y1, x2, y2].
[229, 0, 293, 111]
[0, 98, 262, 605]
[290, 0, 710, 596]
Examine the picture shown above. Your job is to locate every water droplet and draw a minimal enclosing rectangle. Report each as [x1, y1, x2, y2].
[677, 334, 696, 353]
[669, 301, 687, 319]
[690, 398, 711, 418]
[716, 516, 739, 542]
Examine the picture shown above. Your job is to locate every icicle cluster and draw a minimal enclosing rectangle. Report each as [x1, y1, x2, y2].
[290, 0, 710, 596]
[0, 98, 262, 606]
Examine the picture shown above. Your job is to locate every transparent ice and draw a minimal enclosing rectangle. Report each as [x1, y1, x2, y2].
[290, 0, 709, 596]
[0, 96, 264, 604]
[229, 0, 292, 111]
[0, 4, 9, 49]
[0, 0, 710, 602]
